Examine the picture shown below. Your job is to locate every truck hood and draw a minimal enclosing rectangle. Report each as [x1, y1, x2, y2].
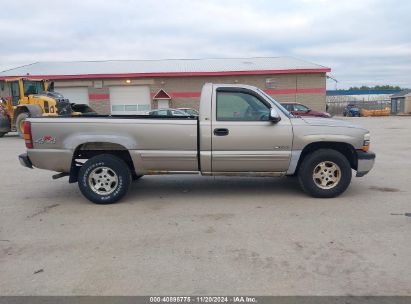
[296, 117, 368, 130]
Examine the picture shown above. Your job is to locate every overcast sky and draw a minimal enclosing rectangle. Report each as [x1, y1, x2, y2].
[0, 0, 410, 89]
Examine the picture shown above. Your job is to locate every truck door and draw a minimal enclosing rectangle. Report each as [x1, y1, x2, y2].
[10, 81, 20, 106]
[211, 87, 293, 173]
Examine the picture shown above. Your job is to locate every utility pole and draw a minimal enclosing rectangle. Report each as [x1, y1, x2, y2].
[327, 75, 339, 90]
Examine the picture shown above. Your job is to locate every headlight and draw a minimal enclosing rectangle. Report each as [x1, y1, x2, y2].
[362, 133, 370, 151]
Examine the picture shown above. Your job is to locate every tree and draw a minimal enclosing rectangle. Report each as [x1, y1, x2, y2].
[348, 85, 402, 90]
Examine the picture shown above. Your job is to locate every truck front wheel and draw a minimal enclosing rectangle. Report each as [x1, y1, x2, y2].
[298, 149, 352, 198]
[78, 154, 132, 204]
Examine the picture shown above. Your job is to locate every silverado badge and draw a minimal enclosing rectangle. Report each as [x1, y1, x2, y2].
[35, 135, 56, 144]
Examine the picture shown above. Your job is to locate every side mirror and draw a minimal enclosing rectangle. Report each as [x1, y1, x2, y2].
[269, 108, 281, 123]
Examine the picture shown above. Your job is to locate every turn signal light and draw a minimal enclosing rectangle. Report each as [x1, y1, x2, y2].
[362, 133, 371, 152]
[23, 121, 33, 149]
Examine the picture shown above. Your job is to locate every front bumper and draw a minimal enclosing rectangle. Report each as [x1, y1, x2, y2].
[356, 150, 375, 177]
[18, 153, 33, 169]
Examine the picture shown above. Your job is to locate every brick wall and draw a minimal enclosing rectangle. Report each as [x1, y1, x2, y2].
[405, 96, 411, 114]
[0, 81, 10, 98]
[170, 98, 199, 109]
[89, 99, 110, 114]
[88, 87, 110, 114]
[151, 73, 326, 111]
[52, 72, 327, 115]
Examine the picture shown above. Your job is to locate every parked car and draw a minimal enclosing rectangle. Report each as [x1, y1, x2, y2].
[281, 102, 331, 118]
[148, 108, 191, 117]
[343, 104, 361, 117]
[178, 108, 199, 116]
[19, 83, 375, 204]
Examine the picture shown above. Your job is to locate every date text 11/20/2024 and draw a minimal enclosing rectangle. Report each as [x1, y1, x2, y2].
[150, 296, 257, 303]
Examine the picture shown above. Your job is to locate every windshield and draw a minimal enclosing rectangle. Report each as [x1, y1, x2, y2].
[257, 89, 293, 118]
[23, 80, 44, 96]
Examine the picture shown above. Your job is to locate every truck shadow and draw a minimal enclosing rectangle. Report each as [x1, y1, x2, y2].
[4, 132, 19, 138]
[126, 175, 305, 202]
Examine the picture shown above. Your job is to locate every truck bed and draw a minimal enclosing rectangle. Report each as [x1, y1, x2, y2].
[27, 115, 199, 174]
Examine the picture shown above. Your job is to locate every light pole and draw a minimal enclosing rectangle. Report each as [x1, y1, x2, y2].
[327, 74, 339, 90]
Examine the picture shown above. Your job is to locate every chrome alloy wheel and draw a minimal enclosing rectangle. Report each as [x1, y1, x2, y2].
[312, 161, 341, 189]
[88, 167, 118, 195]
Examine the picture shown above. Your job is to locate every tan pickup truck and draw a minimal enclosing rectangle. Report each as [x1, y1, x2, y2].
[19, 83, 375, 204]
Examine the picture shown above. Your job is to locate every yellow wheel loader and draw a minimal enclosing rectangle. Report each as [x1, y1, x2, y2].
[0, 78, 95, 138]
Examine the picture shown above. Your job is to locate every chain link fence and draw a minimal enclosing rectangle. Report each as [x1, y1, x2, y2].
[326, 95, 391, 116]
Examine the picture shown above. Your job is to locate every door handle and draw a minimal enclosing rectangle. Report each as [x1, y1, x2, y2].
[214, 128, 229, 136]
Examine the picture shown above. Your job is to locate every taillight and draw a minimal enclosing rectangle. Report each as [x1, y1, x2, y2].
[23, 121, 33, 149]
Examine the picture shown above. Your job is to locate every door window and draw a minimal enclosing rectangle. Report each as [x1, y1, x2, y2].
[10, 81, 20, 106]
[294, 104, 309, 112]
[156, 110, 169, 116]
[216, 91, 269, 121]
[170, 110, 185, 116]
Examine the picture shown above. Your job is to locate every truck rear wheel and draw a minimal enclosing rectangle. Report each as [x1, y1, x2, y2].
[298, 149, 352, 198]
[16, 112, 29, 138]
[78, 154, 132, 204]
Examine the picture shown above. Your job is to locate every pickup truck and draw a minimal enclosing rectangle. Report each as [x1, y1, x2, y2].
[18, 83, 375, 204]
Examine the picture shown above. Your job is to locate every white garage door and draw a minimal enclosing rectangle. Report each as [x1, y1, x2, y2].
[109, 86, 151, 115]
[55, 87, 89, 105]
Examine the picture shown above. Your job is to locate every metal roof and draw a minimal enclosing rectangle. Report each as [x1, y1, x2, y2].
[0, 57, 330, 80]
[327, 89, 402, 96]
[390, 89, 411, 98]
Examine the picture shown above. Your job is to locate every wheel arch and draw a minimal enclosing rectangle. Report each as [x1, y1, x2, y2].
[295, 141, 358, 174]
[69, 142, 135, 183]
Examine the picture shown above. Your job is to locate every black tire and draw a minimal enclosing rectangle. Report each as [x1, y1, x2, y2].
[298, 149, 352, 198]
[78, 154, 132, 204]
[0, 132, 6, 138]
[16, 112, 29, 138]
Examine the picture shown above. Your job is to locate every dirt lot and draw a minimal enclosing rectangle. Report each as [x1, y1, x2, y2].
[0, 116, 410, 295]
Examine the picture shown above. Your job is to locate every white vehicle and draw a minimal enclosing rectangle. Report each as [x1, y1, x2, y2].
[148, 108, 191, 117]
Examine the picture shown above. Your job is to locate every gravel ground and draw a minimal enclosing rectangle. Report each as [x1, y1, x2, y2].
[0, 116, 410, 295]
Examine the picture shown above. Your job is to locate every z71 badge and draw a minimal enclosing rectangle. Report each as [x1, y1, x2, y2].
[35, 135, 56, 144]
